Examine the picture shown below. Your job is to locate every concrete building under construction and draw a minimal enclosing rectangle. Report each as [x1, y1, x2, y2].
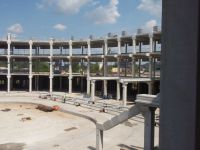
[0, 27, 161, 106]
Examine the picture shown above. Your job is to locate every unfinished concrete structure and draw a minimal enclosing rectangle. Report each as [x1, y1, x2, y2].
[0, 27, 161, 105]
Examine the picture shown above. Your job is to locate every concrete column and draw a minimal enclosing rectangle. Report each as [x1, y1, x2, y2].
[143, 107, 156, 150]
[117, 57, 120, 77]
[149, 57, 153, 79]
[149, 34, 153, 53]
[50, 38, 53, 57]
[122, 83, 128, 106]
[104, 58, 107, 76]
[96, 128, 103, 150]
[87, 59, 90, 95]
[91, 80, 96, 101]
[148, 82, 153, 95]
[104, 39, 108, 55]
[29, 59, 32, 92]
[117, 37, 121, 55]
[49, 59, 53, 93]
[132, 36, 136, 54]
[68, 76, 72, 94]
[69, 58, 72, 93]
[49, 76, 53, 93]
[132, 57, 136, 77]
[69, 40, 72, 56]
[7, 34, 11, 92]
[103, 80, 107, 96]
[87, 40, 91, 56]
[117, 81, 120, 100]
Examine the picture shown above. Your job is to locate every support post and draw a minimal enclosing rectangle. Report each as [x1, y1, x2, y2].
[117, 81, 120, 100]
[69, 40, 72, 56]
[96, 128, 103, 150]
[87, 40, 91, 56]
[117, 57, 120, 77]
[149, 34, 153, 53]
[149, 57, 153, 79]
[132, 36, 136, 54]
[122, 83, 128, 106]
[117, 37, 121, 55]
[104, 39, 108, 55]
[91, 80, 96, 101]
[103, 80, 107, 97]
[7, 33, 11, 93]
[69, 58, 72, 93]
[87, 59, 90, 95]
[49, 59, 53, 93]
[148, 82, 153, 95]
[132, 57, 136, 77]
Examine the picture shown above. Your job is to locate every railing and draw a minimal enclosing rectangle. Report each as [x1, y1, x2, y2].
[0, 49, 7, 55]
[96, 94, 159, 150]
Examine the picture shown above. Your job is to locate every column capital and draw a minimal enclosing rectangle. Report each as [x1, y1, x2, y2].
[68, 76, 73, 80]
[132, 36, 136, 40]
[29, 40, 33, 45]
[49, 76, 54, 79]
[69, 40, 73, 45]
[117, 37, 121, 42]
[149, 33, 153, 38]
[123, 82, 128, 86]
[104, 38, 108, 43]
[29, 75, 33, 78]
[7, 75, 11, 78]
[91, 80, 96, 84]
[49, 38, 54, 45]
[87, 39, 91, 45]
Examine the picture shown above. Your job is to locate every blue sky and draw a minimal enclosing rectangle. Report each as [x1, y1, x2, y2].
[0, 0, 161, 40]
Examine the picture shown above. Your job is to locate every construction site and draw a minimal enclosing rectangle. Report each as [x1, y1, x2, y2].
[0, 27, 161, 106]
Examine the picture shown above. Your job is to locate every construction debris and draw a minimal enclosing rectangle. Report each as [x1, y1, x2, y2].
[1, 108, 11, 112]
[36, 104, 54, 112]
[20, 117, 32, 122]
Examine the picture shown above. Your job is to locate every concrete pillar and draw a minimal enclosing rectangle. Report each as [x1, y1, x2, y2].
[122, 83, 128, 106]
[148, 82, 153, 95]
[96, 128, 103, 150]
[7, 34, 11, 93]
[87, 39, 91, 56]
[69, 58, 72, 93]
[117, 81, 120, 100]
[117, 37, 121, 55]
[144, 108, 156, 150]
[104, 39, 108, 55]
[149, 57, 153, 79]
[50, 38, 53, 57]
[160, 0, 200, 149]
[132, 36, 136, 54]
[149, 34, 153, 53]
[49, 76, 53, 93]
[132, 57, 136, 77]
[117, 57, 120, 77]
[29, 59, 32, 92]
[49, 59, 53, 93]
[87, 59, 90, 95]
[104, 58, 107, 76]
[68, 76, 72, 94]
[103, 80, 107, 96]
[91, 80, 96, 101]
[69, 40, 72, 56]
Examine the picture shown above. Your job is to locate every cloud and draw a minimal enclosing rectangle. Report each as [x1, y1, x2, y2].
[53, 24, 67, 31]
[7, 23, 23, 34]
[38, 0, 92, 14]
[86, 0, 120, 24]
[137, 0, 162, 17]
[143, 19, 157, 32]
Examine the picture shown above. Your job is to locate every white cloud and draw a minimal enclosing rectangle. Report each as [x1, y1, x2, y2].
[137, 0, 162, 17]
[143, 19, 157, 32]
[53, 24, 67, 31]
[38, 0, 92, 14]
[7, 23, 23, 34]
[86, 0, 120, 24]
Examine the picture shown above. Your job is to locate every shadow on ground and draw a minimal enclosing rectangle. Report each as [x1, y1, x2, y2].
[0, 143, 25, 150]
